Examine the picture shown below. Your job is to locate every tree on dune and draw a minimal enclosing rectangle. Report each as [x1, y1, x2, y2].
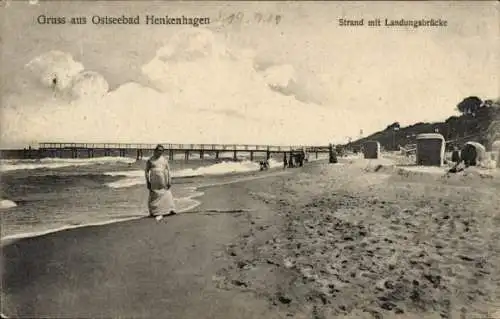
[385, 122, 401, 131]
[457, 96, 482, 115]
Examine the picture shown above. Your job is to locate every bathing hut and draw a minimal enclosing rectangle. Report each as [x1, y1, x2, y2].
[492, 140, 500, 168]
[461, 141, 486, 167]
[363, 140, 380, 159]
[416, 133, 445, 166]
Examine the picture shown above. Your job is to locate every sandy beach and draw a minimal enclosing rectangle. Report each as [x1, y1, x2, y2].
[2, 158, 500, 319]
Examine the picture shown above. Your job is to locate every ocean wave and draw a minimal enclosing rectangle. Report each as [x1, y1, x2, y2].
[105, 159, 283, 189]
[175, 158, 283, 177]
[0, 157, 136, 172]
[1, 218, 144, 243]
[1, 196, 202, 244]
[0, 199, 17, 209]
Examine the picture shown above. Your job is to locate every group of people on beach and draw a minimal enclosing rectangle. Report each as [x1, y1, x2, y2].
[285, 149, 307, 168]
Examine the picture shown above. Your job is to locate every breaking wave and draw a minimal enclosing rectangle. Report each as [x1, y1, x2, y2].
[105, 159, 283, 189]
[0, 157, 136, 172]
[0, 199, 17, 209]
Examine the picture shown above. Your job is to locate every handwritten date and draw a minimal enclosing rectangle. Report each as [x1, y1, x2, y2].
[216, 12, 282, 25]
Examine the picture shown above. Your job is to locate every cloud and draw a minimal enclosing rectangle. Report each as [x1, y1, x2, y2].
[260, 64, 319, 104]
[25, 50, 85, 92]
[1, 28, 350, 148]
[70, 71, 109, 99]
[262, 64, 297, 88]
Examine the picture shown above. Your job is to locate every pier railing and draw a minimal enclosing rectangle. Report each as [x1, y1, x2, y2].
[7, 142, 331, 160]
[37, 142, 329, 153]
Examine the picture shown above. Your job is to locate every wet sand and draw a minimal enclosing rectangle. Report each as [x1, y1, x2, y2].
[2, 158, 500, 319]
[1, 168, 295, 319]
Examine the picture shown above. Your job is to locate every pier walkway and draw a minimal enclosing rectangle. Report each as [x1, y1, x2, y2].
[3, 142, 331, 160]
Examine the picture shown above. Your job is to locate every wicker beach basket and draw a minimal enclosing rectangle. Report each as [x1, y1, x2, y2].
[461, 141, 486, 167]
[416, 133, 445, 166]
[363, 140, 380, 159]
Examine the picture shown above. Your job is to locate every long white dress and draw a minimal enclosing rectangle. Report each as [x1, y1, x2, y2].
[147, 156, 175, 216]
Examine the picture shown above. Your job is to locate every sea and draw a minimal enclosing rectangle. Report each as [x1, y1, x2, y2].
[0, 152, 327, 242]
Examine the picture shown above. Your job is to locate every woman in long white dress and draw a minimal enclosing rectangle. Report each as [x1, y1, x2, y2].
[145, 145, 176, 217]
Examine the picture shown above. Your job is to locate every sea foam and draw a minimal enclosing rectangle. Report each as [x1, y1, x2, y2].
[106, 159, 283, 189]
[0, 199, 17, 209]
[0, 157, 136, 172]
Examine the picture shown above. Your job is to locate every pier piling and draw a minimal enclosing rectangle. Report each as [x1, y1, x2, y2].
[24, 143, 329, 161]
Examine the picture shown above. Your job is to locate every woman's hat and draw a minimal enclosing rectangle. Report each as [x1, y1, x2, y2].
[154, 144, 164, 151]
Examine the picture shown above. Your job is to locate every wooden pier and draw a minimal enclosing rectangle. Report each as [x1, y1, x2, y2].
[7, 142, 331, 161]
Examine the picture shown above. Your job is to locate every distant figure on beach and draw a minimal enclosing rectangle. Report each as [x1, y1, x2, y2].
[300, 149, 307, 165]
[451, 146, 461, 163]
[295, 151, 305, 167]
[145, 145, 176, 217]
[288, 153, 294, 168]
[283, 153, 288, 169]
[448, 145, 466, 173]
[329, 144, 338, 164]
[260, 160, 269, 171]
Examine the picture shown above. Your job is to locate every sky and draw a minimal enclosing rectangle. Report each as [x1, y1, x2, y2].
[0, 1, 498, 148]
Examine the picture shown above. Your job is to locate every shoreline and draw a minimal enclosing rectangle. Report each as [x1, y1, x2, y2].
[3, 157, 497, 246]
[1, 162, 302, 319]
[0, 165, 296, 247]
[2, 157, 497, 246]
